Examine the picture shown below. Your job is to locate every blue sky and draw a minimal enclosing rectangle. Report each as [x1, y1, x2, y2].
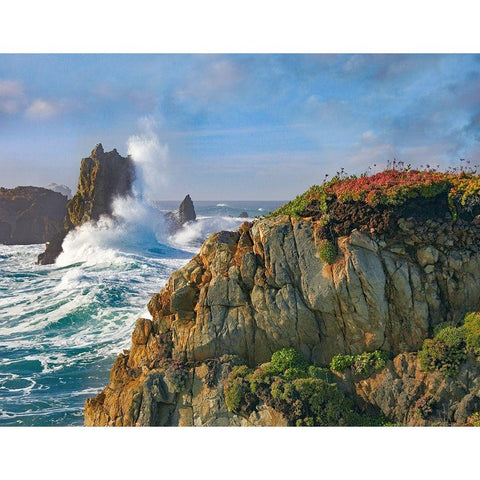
[1, 54, 479, 200]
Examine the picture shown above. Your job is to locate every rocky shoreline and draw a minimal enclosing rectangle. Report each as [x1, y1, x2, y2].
[85, 185, 480, 425]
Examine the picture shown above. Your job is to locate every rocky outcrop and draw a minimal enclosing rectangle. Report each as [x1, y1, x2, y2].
[84, 346, 286, 426]
[343, 353, 480, 426]
[165, 194, 197, 233]
[179, 194, 196, 224]
[85, 205, 480, 426]
[0, 186, 67, 245]
[38, 144, 135, 264]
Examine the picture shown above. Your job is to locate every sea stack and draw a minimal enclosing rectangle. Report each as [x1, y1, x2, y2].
[179, 194, 196, 224]
[37, 144, 135, 265]
[165, 194, 197, 233]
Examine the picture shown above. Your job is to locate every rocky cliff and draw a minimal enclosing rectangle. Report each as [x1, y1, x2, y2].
[85, 170, 480, 426]
[0, 186, 67, 245]
[38, 144, 135, 264]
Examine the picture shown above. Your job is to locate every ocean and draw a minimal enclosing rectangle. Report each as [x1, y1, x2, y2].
[0, 200, 283, 426]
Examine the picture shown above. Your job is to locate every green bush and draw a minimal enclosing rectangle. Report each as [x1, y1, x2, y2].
[224, 348, 389, 426]
[352, 350, 389, 375]
[418, 326, 466, 377]
[224, 365, 252, 413]
[329, 350, 388, 375]
[270, 348, 308, 374]
[464, 312, 480, 357]
[318, 239, 338, 265]
[330, 354, 355, 372]
[468, 412, 480, 426]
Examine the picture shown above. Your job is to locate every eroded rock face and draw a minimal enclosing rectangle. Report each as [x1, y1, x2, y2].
[343, 353, 480, 426]
[85, 213, 480, 426]
[37, 144, 135, 264]
[84, 339, 286, 427]
[0, 186, 67, 245]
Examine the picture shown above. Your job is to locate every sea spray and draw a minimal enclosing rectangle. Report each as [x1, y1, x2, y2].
[127, 118, 169, 205]
[168, 215, 253, 252]
[57, 123, 170, 267]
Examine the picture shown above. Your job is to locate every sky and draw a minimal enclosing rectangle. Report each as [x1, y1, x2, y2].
[0, 54, 479, 200]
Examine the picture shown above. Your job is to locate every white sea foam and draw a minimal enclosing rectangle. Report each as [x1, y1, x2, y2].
[0, 122, 268, 425]
[168, 215, 248, 251]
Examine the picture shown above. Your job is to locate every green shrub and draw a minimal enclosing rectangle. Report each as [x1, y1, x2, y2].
[352, 350, 389, 375]
[330, 354, 355, 372]
[468, 412, 480, 426]
[318, 239, 338, 265]
[224, 365, 252, 413]
[329, 350, 388, 375]
[464, 312, 480, 357]
[224, 348, 389, 426]
[307, 365, 332, 381]
[433, 321, 456, 337]
[270, 348, 308, 375]
[248, 365, 273, 394]
[419, 326, 466, 377]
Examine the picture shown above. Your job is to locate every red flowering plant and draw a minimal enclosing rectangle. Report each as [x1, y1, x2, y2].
[270, 167, 480, 217]
[327, 170, 452, 206]
[267, 165, 480, 266]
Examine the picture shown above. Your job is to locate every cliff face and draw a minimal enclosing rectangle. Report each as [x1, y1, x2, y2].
[38, 144, 135, 264]
[0, 186, 67, 245]
[85, 205, 480, 426]
[66, 144, 135, 228]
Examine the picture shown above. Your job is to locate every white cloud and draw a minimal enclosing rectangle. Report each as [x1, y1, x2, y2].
[176, 59, 243, 103]
[0, 79, 26, 114]
[25, 99, 59, 119]
[360, 130, 375, 142]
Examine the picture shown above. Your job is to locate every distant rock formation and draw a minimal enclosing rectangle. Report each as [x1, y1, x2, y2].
[165, 194, 197, 233]
[37, 144, 135, 264]
[45, 183, 73, 199]
[179, 194, 196, 224]
[0, 186, 67, 245]
[239, 211, 249, 218]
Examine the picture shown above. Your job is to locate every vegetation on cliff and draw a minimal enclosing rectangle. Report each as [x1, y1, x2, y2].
[224, 348, 387, 426]
[270, 168, 480, 220]
[329, 350, 389, 375]
[419, 311, 480, 377]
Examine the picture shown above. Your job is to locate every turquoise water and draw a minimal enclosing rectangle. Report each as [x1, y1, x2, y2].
[0, 201, 282, 426]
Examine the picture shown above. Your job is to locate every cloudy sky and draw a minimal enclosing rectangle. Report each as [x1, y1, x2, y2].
[1, 54, 479, 200]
